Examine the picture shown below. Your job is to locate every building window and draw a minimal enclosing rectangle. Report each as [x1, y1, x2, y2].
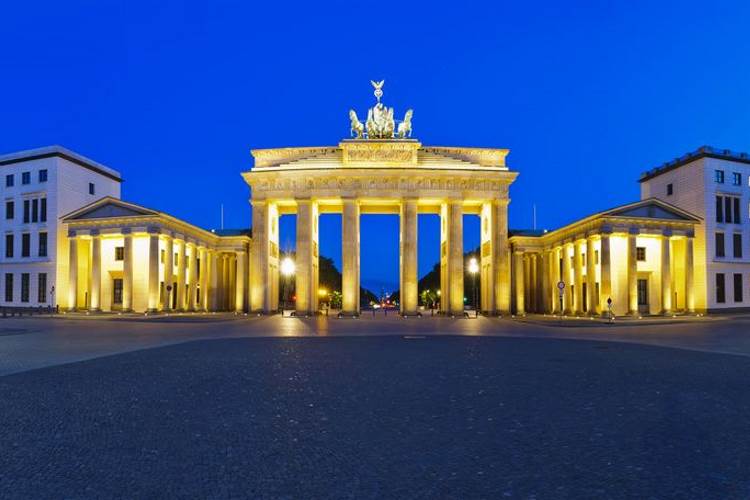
[717, 196, 724, 223]
[580, 253, 586, 267]
[716, 170, 725, 184]
[667, 183, 673, 196]
[4, 273, 12, 302]
[31, 199, 38, 223]
[38, 232, 47, 257]
[735, 197, 741, 224]
[5, 234, 13, 258]
[716, 232, 725, 258]
[716, 273, 726, 303]
[113, 279, 123, 304]
[733, 172, 742, 186]
[89, 182, 95, 195]
[160, 249, 165, 263]
[570, 255, 574, 267]
[23, 200, 29, 223]
[735, 274, 744, 303]
[21, 233, 30, 257]
[636, 247, 646, 261]
[40, 198, 47, 222]
[724, 196, 739, 224]
[595, 250, 600, 264]
[5, 174, 13, 187]
[5, 201, 13, 220]
[115, 246, 124, 261]
[38, 169, 48, 183]
[38, 273, 47, 303]
[20, 273, 29, 302]
[197, 258, 201, 279]
[734, 233, 743, 259]
[21, 172, 30, 185]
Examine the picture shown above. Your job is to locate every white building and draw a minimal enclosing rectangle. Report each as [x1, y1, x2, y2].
[0, 146, 121, 308]
[640, 146, 750, 312]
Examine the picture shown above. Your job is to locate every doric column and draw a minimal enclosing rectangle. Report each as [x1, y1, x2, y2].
[661, 230, 672, 315]
[341, 198, 360, 315]
[122, 231, 133, 312]
[685, 234, 695, 313]
[67, 233, 78, 311]
[400, 198, 418, 315]
[89, 233, 101, 312]
[249, 200, 279, 314]
[530, 254, 538, 313]
[550, 247, 559, 313]
[235, 251, 246, 312]
[163, 235, 173, 311]
[513, 250, 525, 315]
[586, 236, 597, 314]
[147, 232, 160, 312]
[572, 239, 583, 315]
[199, 247, 209, 311]
[219, 253, 229, 311]
[600, 232, 612, 313]
[295, 199, 319, 315]
[209, 250, 219, 311]
[627, 229, 639, 316]
[494, 201, 511, 314]
[187, 242, 198, 310]
[562, 243, 572, 314]
[541, 251, 550, 313]
[176, 239, 186, 310]
[448, 201, 464, 315]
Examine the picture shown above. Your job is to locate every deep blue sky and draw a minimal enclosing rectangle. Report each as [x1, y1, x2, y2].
[2, 1, 749, 293]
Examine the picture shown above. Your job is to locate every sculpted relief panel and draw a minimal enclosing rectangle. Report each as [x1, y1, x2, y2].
[250, 174, 510, 200]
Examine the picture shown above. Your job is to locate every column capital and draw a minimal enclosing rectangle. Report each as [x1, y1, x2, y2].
[662, 228, 673, 238]
[90, 229, 101, 238]
[628, 227, 640, 235]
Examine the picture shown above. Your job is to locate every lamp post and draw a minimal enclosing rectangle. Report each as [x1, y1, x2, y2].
[468, 257, 479, 317]
[280, 256, 295, 315]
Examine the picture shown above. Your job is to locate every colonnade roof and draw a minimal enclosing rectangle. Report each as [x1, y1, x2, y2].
[61, 196, 251, 247]
[509, 198, 701, 246]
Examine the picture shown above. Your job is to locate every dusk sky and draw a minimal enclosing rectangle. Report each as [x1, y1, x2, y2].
[2, 1, 749, 292]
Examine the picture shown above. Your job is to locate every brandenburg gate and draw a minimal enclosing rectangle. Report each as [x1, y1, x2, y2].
[243, 82, 517, 316]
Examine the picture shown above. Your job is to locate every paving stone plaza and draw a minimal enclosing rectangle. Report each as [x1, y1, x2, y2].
[2, 315, 750, 498]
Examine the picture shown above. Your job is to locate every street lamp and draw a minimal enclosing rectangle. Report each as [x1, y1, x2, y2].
[280, 256, 295, 314]
[468, 257, 479, 316]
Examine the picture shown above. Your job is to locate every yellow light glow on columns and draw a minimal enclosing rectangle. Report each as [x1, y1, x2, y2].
[163, 235, 174, 311]
[600, 233, 612, 311]
[627, 229, 639, 316]
[89, 233, 102, 312]
[122, 231, 133, 312]
[685, 235, 695, 313]
[661, 231, 673, 314]
[586, 236, 597, 315]
[448, 200, 464, 314]
[513, 250, 525, 315]
[341, 198, 360, 314]
[147, 232, 160, 312]
[67, 234, 79, 311]
[400, 198, 418, 315]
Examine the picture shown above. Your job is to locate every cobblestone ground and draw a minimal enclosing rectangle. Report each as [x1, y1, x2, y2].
[2, 335, 750, 499]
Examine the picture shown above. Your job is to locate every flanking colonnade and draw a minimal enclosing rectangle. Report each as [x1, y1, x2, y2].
[61, 197, 250, 313]
[509, 199, 699, 317]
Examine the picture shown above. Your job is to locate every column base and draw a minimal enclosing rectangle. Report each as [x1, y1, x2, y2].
[146, 308, 158, 314]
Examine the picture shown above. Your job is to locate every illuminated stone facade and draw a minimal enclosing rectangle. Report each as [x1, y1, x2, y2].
[509, 200, 700, 317]
[61, 198, 249, 313]
[243, 140, 518, 316]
